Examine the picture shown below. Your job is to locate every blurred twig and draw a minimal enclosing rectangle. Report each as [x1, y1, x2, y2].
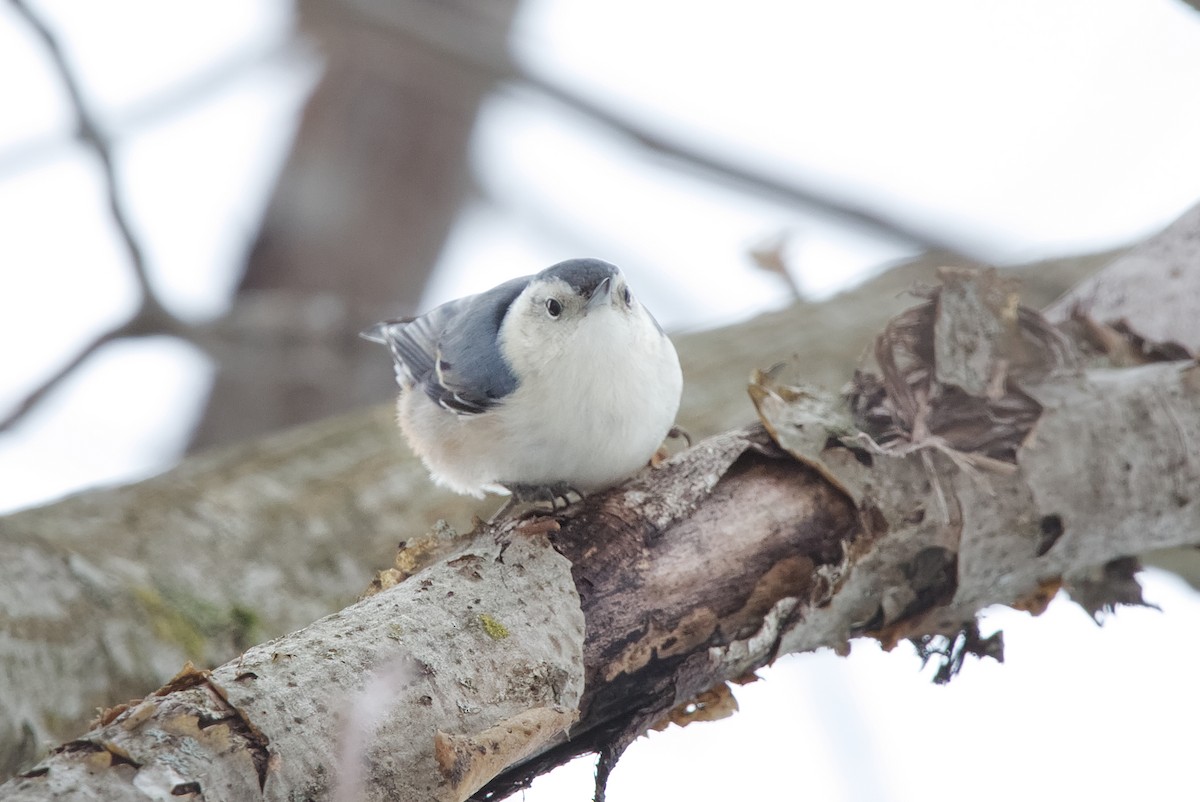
[749, 231, 803, 299]
[1, 0, 978, 435]
[2, 0, 190, 433]
[11, 0, 161, 307]
[522, 75, 969, 257]
[354, 2, 975, 258]
[0, 39, 305, 180]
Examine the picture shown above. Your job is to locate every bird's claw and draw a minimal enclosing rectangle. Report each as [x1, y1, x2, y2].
[668, 426, 693, 447]
[488, 482, 582, 524]
[651, 425, 694, 467]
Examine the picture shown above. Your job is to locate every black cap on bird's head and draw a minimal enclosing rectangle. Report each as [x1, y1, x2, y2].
[538, 258, 619, 300]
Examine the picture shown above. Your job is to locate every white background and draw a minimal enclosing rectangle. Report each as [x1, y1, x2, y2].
[2, 1, 1200, 799]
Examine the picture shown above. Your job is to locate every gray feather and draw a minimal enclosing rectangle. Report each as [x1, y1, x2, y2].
[540, 257, 667, 334]
[361, 277, 526, 415]
[537, 258, 618, 297]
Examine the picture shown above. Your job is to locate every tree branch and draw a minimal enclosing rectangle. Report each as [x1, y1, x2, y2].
[4, 237, 1200, 797]
[0, 246, 1113, 780]
[0, 41, 300, 181]
[11, 0, 166, 309]
[2, 0, 193, 433]
[5, 350, 1198, 799]
[1043, 199, 1200, 352]
[3, 529, 584, 802]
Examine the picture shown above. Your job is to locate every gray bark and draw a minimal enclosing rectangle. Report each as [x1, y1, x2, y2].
[11, 217, 1191, 799]
[4, 533, 584, 802]
[5, 270, 1198, 798]
[1043, 200, 1200, 352]
[0, 246, 1112, 781]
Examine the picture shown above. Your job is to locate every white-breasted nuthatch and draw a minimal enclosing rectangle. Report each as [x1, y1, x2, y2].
[362, 258, 683, 510]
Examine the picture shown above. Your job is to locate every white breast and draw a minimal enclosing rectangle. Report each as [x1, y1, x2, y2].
[493, 309, 682, 491]
[397, 304, 682, 497]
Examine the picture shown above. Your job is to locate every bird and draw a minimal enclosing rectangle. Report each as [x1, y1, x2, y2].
[361, 258, 684, 515]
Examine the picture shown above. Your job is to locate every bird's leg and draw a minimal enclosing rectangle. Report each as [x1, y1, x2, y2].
[488, 482, 583, 523]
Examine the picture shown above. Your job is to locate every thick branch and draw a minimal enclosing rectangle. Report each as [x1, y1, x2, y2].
[6, 231, 1200, 795]
[5, 345, 1199, 799]
[6, 215, 1200, 794]
[4, 531, 584, 802]
[0, 246, 1108, 778]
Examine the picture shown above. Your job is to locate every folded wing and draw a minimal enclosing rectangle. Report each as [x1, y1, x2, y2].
[361, 277, 526, 415]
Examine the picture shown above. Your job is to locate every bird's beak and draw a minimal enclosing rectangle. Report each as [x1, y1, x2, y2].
[585, 277, 613, 312]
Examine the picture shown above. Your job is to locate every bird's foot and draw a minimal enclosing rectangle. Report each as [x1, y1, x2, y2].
[488, 482, 583, 524]
[668, 426, 693, 447]
[652, 426, 694, 467]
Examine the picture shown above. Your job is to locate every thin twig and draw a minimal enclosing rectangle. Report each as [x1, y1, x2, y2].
[0, 305, 195, 431]
[0, 39, 304, 180]
[0, 327, 120, 431]
[363, 2, 976, 258]
[521, 76, 971, 257]
[12, 0, 169, 312]
[3, 0, 192, 433]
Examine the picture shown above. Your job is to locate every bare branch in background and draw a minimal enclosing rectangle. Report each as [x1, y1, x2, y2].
[0, 0, 1023, 440]
[2, 0, 192, 433]
[1, 321, 129, 433]
[361, 2, 975, 258]
[11, 0, 169, 313]
[0, 40, 305, 181]
[518, 75, 970, 257]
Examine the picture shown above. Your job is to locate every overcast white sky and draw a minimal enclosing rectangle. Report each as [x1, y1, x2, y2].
[2, 1, 1200, 800]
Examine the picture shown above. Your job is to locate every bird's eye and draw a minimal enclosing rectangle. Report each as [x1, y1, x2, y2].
[622, 286, 633, 306]
[545, 298, 562, 318]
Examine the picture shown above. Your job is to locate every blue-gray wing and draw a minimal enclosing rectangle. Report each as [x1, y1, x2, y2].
[361, 277, 525, 415]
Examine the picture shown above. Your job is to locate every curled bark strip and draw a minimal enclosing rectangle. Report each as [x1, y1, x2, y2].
[848, 267, 1072, 466]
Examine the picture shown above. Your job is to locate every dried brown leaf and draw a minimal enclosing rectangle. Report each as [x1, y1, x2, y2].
[749, 362, 869, 505]
[848, 268, 1072, 466]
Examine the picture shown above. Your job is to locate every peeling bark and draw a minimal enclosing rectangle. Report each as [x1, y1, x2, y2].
[0, 248, 1108, 775]
[7, 206, 1200, 797]
[1044, 200, 1200, 353]
[7, 256, 1199, 800]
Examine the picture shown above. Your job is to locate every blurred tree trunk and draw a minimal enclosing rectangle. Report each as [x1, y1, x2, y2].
[188, 0, 519, 450]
